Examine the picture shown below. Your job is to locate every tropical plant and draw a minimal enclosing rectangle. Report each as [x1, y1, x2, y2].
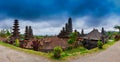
[32, 40, 40, 51]
[114, 34, 120, 41]
[53, 46, 63, 58]
[97, 40, 103, 49]
[114, 25, 120, 33]
[15, 39, 20, 47]
[67, 32, 78, 48]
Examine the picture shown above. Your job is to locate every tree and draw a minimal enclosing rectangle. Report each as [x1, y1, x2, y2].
[97, 40, 103, 49]
[53, 46, 63, 58]
[67, 32, 78, 49]
[114, 25, 120, 33]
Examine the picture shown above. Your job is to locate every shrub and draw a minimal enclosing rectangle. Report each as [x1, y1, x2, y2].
[114, 35, 120, 41]
[53, 46, 63, 59]
[68, 39, 74, 44]
[68, 32, 78, 48]
[15, 39, 20, 47]
[67, 46, 73, 50]
[97, 40, 103, 49]
[32, 40, 40, 51]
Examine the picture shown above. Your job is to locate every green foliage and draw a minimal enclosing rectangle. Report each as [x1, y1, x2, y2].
[0, 40, 116, 60]
[68, 32, 78, 45]
[61, 47, 88, 58]
[114, 25, 120, 33]
[97, 40, 103, 49]
[69, 32, 78, 41]
[67, 46, 73, 50]
[0, 29, 11, 37]
[53, 46, 63, 59]
[35, 36, 44, 39]
[6, 29, 11, 36]
[15, 39, 20, 47]
[67, 39, 74, 44]
[114, 34, 120, 41]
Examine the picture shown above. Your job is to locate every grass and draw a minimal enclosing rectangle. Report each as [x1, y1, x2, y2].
[60, 39, 116, 59]
[0, 39, 116, 61]
[0, 41, 52, 58]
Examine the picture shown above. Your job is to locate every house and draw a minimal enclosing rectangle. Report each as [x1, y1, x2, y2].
[82, 28, 107, 49]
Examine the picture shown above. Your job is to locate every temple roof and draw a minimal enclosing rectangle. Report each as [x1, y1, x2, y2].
[84, 29, 102, 40]
[39, 37, 68, 50]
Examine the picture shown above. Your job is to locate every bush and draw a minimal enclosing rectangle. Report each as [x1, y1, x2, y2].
[97, 40, 103, 49]
[67, 39, 74, 44]
[67, 46, 73, 50]
[114, 35, 120, 41]
[53, 46, 63, 59]
[32, 40, 40, 51]
[15, 39, 20, 47]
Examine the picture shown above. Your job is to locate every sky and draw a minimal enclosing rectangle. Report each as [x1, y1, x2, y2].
[0, 0, 120, 35]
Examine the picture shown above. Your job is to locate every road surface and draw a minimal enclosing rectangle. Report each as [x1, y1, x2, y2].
[71, 41, 120, 62]
[0, 41, 120, 62]
[0, 45, 50, 62]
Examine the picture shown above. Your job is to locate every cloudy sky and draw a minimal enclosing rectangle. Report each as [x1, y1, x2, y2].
[0, 0, 120, 35]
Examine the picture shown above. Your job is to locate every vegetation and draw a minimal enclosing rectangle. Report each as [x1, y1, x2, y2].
[0, 39, 116, 60]
[53, 46, 63, 59]
[68, 32, 78, 49]
[0, 29, 11, 38]
[114, 25, 120, 33]
[97, 40, 103, 49]
[0, 41, 48, 57]
[35, 36, 44, 39]
[15, 39, 20, 47]
[114, 34, 120, 41]
[32, 40, 40, 51]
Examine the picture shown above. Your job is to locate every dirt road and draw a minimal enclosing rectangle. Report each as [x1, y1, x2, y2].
[0, 45, 50, 62]
[0, 41, 120, 62]
[71, 41, 120, 62]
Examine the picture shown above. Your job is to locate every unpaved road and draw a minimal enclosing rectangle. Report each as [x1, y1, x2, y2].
[70, 41, 120, 62]
[0, 45, 50, 62]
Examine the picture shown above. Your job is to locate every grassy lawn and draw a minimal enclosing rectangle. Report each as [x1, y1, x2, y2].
[60, 39, 116, 59]
[0, 39, 116, 60]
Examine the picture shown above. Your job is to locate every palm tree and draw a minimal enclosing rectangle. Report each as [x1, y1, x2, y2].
[114, 25, 120, 33]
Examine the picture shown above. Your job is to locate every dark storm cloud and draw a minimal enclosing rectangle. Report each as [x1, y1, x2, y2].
[0, 0, 119, 23]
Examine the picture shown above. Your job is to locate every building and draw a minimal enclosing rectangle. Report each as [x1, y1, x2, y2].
[9, 19, 20, 44]
[58, 17, 73, 38]
[82, 28, 107, 49]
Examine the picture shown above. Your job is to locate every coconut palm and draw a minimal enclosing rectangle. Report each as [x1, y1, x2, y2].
[114, 25, 120, 33]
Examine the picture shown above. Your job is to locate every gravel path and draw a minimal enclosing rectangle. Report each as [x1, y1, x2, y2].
[0, 45, 51, 62]
[71, 41, 120, 62]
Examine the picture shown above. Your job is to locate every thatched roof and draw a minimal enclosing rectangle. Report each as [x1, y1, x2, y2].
[39, 37, 68, 50]
[84, 29, 102, 40]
